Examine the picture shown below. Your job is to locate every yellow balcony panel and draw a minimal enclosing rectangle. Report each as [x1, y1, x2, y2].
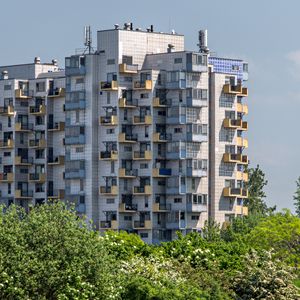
[133, 150, 152, 160]
[240, 87, 248, 97]
[48, 122, 65, 131]
[236, 171, 249, 182]
[118, 133, 137, 143]
[223, 153, 242, 163]
[0, 139, 14, 149]
[15, 189, 33, 199]
[223, 118, 242, 129]
[99, 150, 118, 160]
[119, 63, 138, 74]
[100, 81, 118, 91]
[0, 105, 14, 116]
[15, 89, 33, 99]
[99, 115, 118, 126]
[223, 84, 242, 94]
[48, 155, 65, 165]
[48, 88, 65, 98]
[15, 122, 32, 132]
[133, 115, 152, 125]
[235, 205, 249, 216]
[223, 187, 248, 198]
[100, 220, 118, 230]
[133, 80, 152, 90]
[48, 189, 65, 200]
[118, 97, 137, 108]
[119, 203, 138, 213]
[153, 97, 167, 107]
[29, 104, 46, 115]
[133, 185, 152, 195]
[133, 220, 152, 229]
[236, 103, 248, 115]
[0, 173, 14, 182]
[119, 168, 137, 178]
[241, 121, 248, 131]
[15, 156, 32, 166]
[99, 185, 118, 196]
[152, 132, 169, 143]
[29, 139, 46, 148]
[237, 137, 248, 148]
[240, 155, 249, 165]
[28, 173, 46, 183]
[152, 203, 171, 212]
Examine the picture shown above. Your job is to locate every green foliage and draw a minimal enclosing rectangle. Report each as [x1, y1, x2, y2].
[232, 250, 300, 300]
[0, 203, 119, 299]
[245, 164, 275, 215]
[202, 219, 221, 242]
[294, 176, 300, 218]
[249, 210, 300, 267]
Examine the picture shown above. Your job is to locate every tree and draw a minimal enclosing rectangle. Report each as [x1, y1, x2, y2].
[245, 164, 275, 215]
[232, 250, 299, 300]
[0, 203, 119, 299]
[294, 176, 300, 217]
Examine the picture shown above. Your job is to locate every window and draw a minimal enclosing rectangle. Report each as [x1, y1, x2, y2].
[124, 216, 132, 221]
[75, 111, 80, 123]
[4, 85, 11, 90]
[232, 65, 240, 71]
[36, 149, 44, 159]
[8, 117, 11, 127]
[111, 161, 115, 173]
[36, 183, 44, 193]
[36, 82, 45, 92]
[106, 129, 115, 134]
[123, 77, 132, 82]
[106, 198, 115, 204]
[75, 77, 84, 84]
[76, 147, 84, 153]
[174, 198, 182, 203]
[140, 232, 148, 238]
[36, 116, 44, 125]
[174, 57, 182, 64]
[4, 152, 11, 157]
[8, 183, 11, 194]
[20, 168, 28, 174]
[80, 179, 84, 191]
[107, 92, 110, 104]
[140, 164, 148, 169]
[174, 127, 182, 133]
[107, 59, 115, 65]
[191, 215, 199, 220]
[141, 93, 149, 99]
[124, 146, 132, 152]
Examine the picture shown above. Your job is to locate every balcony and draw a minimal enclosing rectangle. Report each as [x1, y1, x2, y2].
[186, 97, 208, 108]
[237, 171, 249, 182]
[118, 133, 138, 143]
[28, 173, 46, 183]
[235, 205, 249, 216]
[0, 105, 14, 116]
[133, 80, 152, 90]
[119, 97, 138, 108]
[133, 115, 152, 125]
[241, 121, 248, 131]
[29, 105, 46, 115]
[166, 80, 186, 89]
[119, 63, 138, 74]
[152, 168, 172, 177]
[65, 99, 86, 110]
[237, 103, 248, 115]
[0, 139, 14, 149]
[15, 156, 33, 166]
[100, 220, 118, 230]
[99, 115, 118, 126]
[133, 185, 152, 195]
[119, 203, 138, 212]
[223, 84, 242, 94]
[47, 189, 65, 200]
[223, 118, 242, 129]
[65, 169, 85, 179]
[186, 132, 208, 143]
[152, 203, 171, 212]
[186, 203, 207, 213]
[153, 97, 167, 107]
[99, 150, 118, 160]
[48, 122, 65, 131]
[166, 220, 186, 230]
[133, 220, 152, 229]
[15, 122, 33, 132]
[15, 89, 33, 99]
[240, 87, 248, 97]
[237, 137, 248, 148]
[132, 150, 152, 160]
[15, 189, 33, 199]
[223, 187, 248, 198]
[65, 134, 85, 145]
[152, 132, 171, 143]
[100, 81, 118, 91]
[223, 153, 248, 165]
[48, 88, 65, 98]
[186, 167, 207, 177]
[0, 173, 14, 182]
[119, 168, 138, 178]
[99, 185, 118, 196]
[166, 185, 186, 195]
[48, 155, 65, 165]
[28, 139, 46, 148]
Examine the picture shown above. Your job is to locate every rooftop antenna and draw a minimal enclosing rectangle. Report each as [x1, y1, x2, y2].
[198, 29, 209, 54]
[84, 26, 94, 54]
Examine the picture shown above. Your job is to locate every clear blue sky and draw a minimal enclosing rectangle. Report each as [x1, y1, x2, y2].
[1, 0, 299, 210]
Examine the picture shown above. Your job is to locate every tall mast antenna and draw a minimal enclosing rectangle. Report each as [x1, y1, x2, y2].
[84, 26, 93, 54]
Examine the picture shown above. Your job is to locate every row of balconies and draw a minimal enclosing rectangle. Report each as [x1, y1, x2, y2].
[99, 185, 152, 196]
[15, 88, 65, 99]
[0, 173, 46, 183]
[100, 80, 153, 91]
